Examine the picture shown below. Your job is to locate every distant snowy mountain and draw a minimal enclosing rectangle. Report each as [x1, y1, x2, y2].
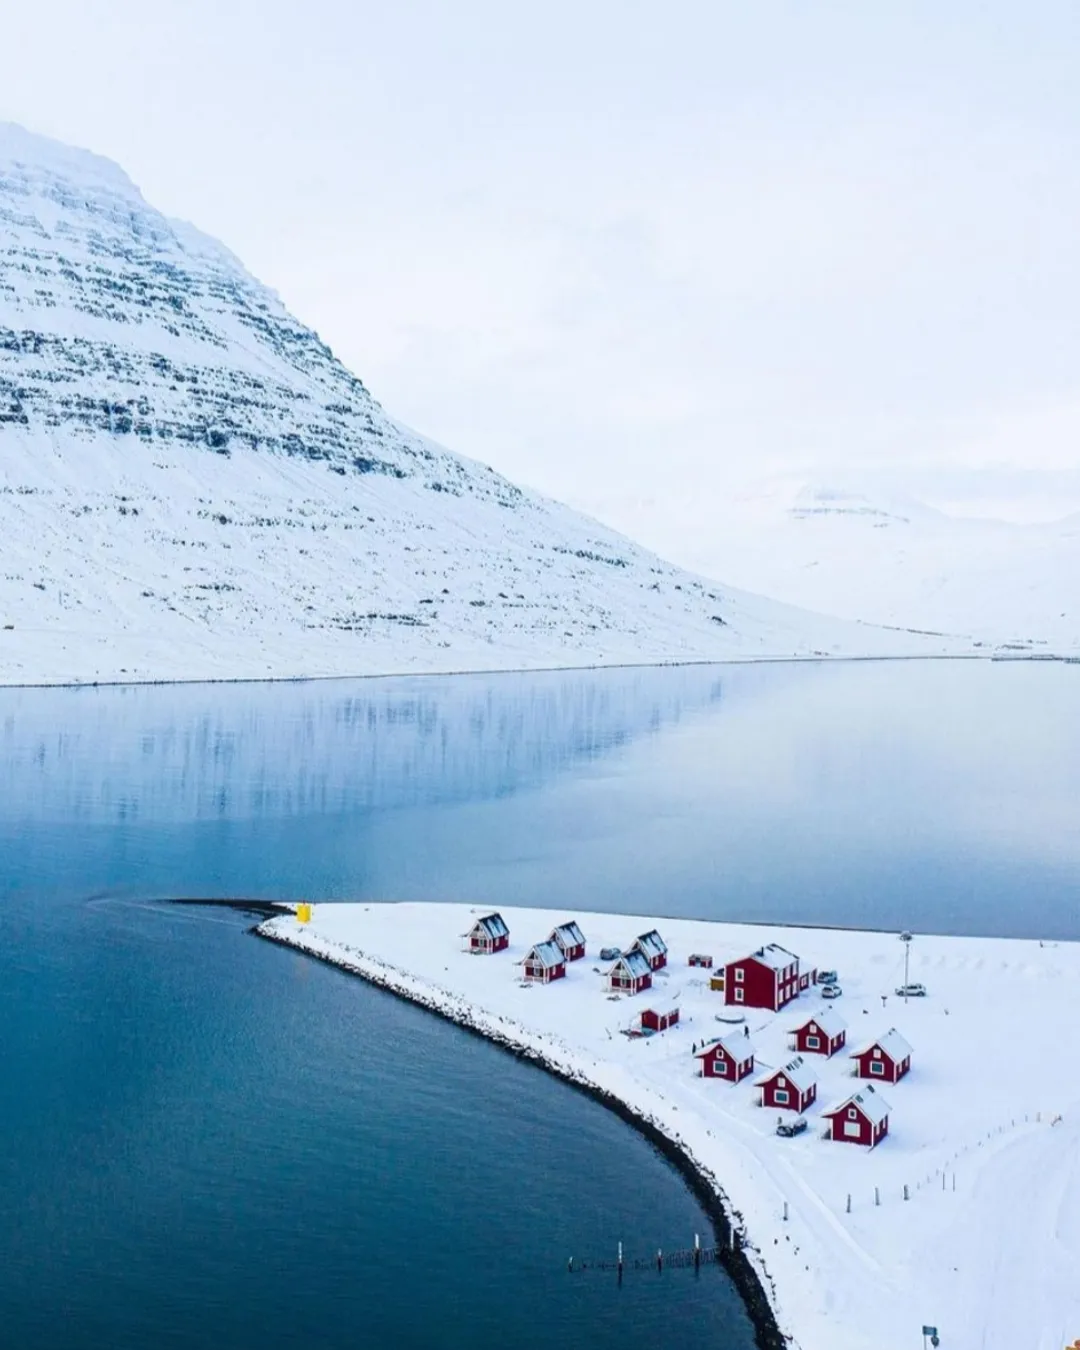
[593, 481, 1078, 654]
[0, 124, 964, 684]
[695, 484, 1079, 652]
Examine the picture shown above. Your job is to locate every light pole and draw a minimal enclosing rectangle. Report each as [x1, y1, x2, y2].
[900, 931, 913, 1001]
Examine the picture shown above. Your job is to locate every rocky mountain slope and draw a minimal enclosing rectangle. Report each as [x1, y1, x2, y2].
[0, 124, 963, 685]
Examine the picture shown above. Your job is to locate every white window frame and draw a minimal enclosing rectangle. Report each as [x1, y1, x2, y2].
[843, 1120, 861, 1138]
[805, 1034, 820, 1049]
[774, 1088, 789, 1105]
[870, 1060, 885, 1076]
[734, 988, 744, 1003]
[735, 968, 745, 982]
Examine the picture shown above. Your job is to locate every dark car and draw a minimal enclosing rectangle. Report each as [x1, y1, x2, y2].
[816, 969, 838, 985]
[776, 1116, 808, 1138]
[599, 946, 622, 962]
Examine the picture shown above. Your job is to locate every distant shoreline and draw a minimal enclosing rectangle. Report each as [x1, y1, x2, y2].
[253, 919, 787, 1350]
[7, 647, 1076, 693]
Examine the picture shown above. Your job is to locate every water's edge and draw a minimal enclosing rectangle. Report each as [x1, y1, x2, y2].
[253, 922, 787, 1350]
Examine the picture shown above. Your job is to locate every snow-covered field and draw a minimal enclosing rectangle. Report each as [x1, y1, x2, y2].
[260, 902, 1080, 1350]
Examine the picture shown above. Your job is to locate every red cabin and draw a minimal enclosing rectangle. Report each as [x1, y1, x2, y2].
[850, 1029, 912, 1084]
[463, 912, 509, 954]
[695, 1034, 755, 1082]
[688, 953, 713, 968]
[792, 1009, 847, 1058]
[640, 1004, 680, 1033]
[724, 943, 802, 1012]
[823, 1086, 891, 1148]
[755, 1056, 817, 1113]
[607, 950, 653, 995]
[629, 930, 668, 971]
[549, 921, 586, 963]
[520, 940, 566, 984]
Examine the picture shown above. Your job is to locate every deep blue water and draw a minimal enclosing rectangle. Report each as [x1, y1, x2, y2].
[2, 658, 1078, 1349]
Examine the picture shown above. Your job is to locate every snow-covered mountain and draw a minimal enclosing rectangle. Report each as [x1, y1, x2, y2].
[0, 124, 962, 685]
[649, 483, 1079, 653]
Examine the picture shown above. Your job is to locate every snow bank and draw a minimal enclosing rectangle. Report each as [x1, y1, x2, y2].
[258, 902, 1080, 1350]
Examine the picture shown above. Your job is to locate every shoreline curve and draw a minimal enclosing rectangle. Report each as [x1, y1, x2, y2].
[254, 920, 788, 1350]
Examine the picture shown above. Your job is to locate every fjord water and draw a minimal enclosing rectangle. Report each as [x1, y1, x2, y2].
[2, 660, 1078, 1350]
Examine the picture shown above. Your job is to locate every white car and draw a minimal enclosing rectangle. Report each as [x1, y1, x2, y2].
[895, 983, 927, 997]
[820, 984, 842, 999]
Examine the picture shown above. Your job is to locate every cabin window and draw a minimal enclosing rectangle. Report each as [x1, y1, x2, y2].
[774, 1089, 789, 1105]
[735, 969, 745, 982]
[848, 1107, 858, 1119]
[870, 1061, 884, 1075]
[734, 989, 744, 1003]
[806, 1035, 820, 1049]
[872, 1048, 882, 1057]
[843, 1121, 861, 1138]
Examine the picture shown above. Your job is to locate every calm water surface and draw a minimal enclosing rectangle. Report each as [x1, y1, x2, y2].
[2, 659, 1078, 1349]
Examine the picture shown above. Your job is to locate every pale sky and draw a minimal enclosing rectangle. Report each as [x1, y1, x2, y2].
[4, 1, 1079, 538]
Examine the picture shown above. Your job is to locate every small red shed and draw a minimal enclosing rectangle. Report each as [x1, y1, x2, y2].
[640, 1003, 680, 1033]
[629, 930, 668, 971]
[755, 1055, 818, 1113]
[792, 1009, 847, 1058]
[823, 1086, 891, 1148]
[695, 1033, 755, 1082]
[688, 953, 713, 968]
[850, 1028, 912, 1084]
[549, 921, 586, 963]
[463, 912, 509, 954]
[724, 943, 802, 1012]
[607, 950, 653, 995]
[520, 940, 566, 984]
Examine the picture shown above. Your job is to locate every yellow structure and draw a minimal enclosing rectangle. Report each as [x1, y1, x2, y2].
[709, 973, 725, 992]
[296, 902, 312, 924]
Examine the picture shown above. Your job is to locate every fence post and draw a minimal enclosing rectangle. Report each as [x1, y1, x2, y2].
[846, 1193, 851, 1214]
[875, 1186, 880, 1207]
[903, 1184, 909, 1201]
[782, 1201, 788, 1222]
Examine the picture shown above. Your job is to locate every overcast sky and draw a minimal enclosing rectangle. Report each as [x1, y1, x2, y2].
[4, 1, 1079, 537]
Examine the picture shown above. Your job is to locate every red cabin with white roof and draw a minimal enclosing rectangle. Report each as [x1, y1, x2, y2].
[520, 940, 566, 984]
[629, 930, 668, 971]
[755, 1056, 818, 1113]
[724, 944, 802, 1011]
[823, 1086, 891, 1147]
[463, 912, 509, 954]
[695, 1034, 755, 1082]
[851, 1029, 912, 1084]
[640, 1004, 680, 1033]
[792, 1009, 847, 1058]
[549, 921, 586, 963]
[607, 950, 653, 996]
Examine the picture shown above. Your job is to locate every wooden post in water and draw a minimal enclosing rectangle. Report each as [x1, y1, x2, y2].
[694, 1232, 701, 1269]
[656, 1248, 663, 1273]
[617, 1241, 623, 1284]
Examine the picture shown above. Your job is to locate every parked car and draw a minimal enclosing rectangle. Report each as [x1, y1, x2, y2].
[816, 969, 838, 985]
[820, 984, 842, 999]
[895, 983, 927, 997]
[599, 946, 622, 962]
[776, 1116, 808, 1138]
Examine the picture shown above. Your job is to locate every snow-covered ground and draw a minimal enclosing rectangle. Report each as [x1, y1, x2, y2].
[260, 902, 1080, 1350]
[0, 124, 977, 685]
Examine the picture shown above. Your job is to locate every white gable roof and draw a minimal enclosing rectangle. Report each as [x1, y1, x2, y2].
[466, 912, 508, 940]
[743, 942, 799, 972]
[696, 1033, 755, 1063]
[851, 1027, 913, 1063]
[633, 929, 668, 960]
[550, 921, 585, 948]
[825, 1084, 891, 1126]
[522, 939, 564, 969]
[644, 1000, 680, 1019]
[610, 949, 652, 980]
[797, 1008, 846, 1039]
[756, 1055, 817, 1093]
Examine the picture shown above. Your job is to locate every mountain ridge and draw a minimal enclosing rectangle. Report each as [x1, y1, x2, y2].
[0, 123, 967, 684]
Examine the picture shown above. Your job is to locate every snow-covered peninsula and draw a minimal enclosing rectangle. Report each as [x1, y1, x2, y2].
[259, 902, 1080, 1350]
[0, 123, 976, 686]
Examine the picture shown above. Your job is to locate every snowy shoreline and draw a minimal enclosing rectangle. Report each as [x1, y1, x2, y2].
[253, 902, 1080, 1350]
[254, 920, 787, 1350]
[0, 648, 1031, 692]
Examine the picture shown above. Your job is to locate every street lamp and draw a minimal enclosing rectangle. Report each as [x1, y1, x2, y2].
[900, 931, 913, 1001]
